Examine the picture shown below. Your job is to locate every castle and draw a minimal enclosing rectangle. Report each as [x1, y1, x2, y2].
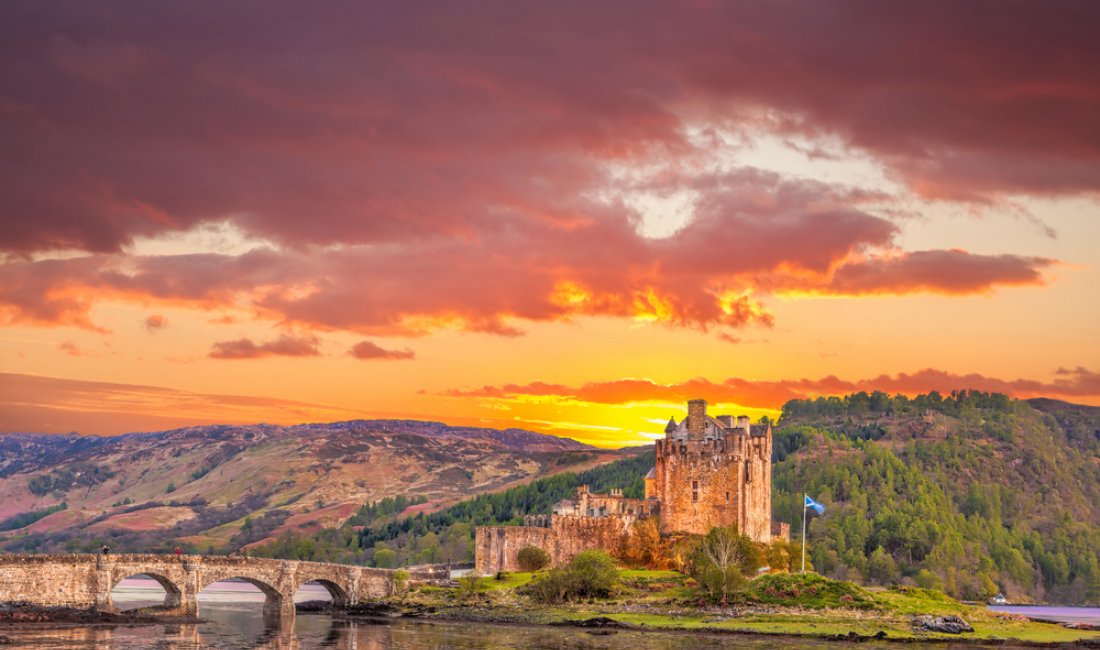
[475, 399, 789, 573]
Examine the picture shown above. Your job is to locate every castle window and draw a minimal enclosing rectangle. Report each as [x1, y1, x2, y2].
[692, 491, 698, 502]
[744, 460, 751, 482]
[692, 481, 698, 490]
[726, 491, 730, 502]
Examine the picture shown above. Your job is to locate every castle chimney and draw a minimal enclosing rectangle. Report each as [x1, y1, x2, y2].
[736, 415, 751, 434]
[687, 399, 707, 436]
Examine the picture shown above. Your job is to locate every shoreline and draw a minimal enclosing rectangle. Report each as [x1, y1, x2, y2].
[2, 600, 1097, 648]
[328, 601, 1100, 648]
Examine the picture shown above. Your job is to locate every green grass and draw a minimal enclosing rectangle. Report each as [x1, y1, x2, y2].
[619, 569, 682, 580]
[871, 585, 967, 615]
[481, 571, 536, 591]
[740, 572, 877, 610]
[401, 569, 1100, 645]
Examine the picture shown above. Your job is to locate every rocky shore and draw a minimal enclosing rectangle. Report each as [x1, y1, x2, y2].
[0, 601, 200, 626]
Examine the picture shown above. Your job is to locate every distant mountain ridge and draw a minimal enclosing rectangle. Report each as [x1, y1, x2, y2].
[0, 418, 614, 554]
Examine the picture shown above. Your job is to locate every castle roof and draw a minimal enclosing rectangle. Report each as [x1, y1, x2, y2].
[664, 417, 677, 433]
[644, 467, 656, 479]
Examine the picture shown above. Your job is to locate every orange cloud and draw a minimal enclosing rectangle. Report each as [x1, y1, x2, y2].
[0, 372, 362, 435]
[57, 340, 84, 357]
[445, 368, 1100, 409]
[209, 333, 321, 360]
[0, 191, 1056, 339]
[144, 314, 168, 331]
[348, 341, 415, 361]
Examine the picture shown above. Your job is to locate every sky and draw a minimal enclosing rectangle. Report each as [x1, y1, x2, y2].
[1, 1, 1098, 446]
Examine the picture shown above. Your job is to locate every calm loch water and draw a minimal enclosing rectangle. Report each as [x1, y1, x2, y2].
[2, 578, 1096, 649]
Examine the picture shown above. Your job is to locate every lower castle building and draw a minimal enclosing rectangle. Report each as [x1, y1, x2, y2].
[475, 399, 790, 573]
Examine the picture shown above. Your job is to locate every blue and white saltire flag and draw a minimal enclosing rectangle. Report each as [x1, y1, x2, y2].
[804, 495, 825, 515]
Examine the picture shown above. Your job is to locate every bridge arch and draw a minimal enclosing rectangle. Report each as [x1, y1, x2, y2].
[197, 574, 285, 619]
[110, 572, 182, 611]
[294, 577, 350, 607]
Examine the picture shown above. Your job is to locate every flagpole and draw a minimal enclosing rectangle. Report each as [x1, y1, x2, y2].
[801, 493, 807, 574]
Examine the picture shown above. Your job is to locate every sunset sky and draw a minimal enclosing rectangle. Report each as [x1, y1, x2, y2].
[1, 2, 1098, 446]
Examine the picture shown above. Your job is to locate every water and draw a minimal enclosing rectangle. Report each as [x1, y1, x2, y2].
[989, 604, 1100, 626]
[2, 578, 1095, 648]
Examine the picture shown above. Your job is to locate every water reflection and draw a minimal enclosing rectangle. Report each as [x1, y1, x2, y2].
[9, 578, 1090, 649]
[4, 616, 888, 650]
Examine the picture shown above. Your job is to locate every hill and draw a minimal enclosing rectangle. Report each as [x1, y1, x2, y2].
[774, 391, 1100, 604]
[0, 419, 621, 554]
[310, 392, 1099, 605]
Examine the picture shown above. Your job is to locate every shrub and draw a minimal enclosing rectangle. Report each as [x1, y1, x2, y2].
[746, 572, 876, 610]
[684, 526, 761, 603]
[523, 550, 619, 604]
[390, 569, 409, 597]
[517, 545, 551, 571]
[569, 550, 619, 597]
[457, 570, 484, 599]
[619, 518, 671, 569]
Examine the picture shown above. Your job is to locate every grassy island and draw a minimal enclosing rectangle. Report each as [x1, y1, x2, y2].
[365, 566, 1099, 645]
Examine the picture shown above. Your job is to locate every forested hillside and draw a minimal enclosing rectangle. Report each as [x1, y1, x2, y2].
[251, 447, 653, 566]
[774, 391, 1100, 604]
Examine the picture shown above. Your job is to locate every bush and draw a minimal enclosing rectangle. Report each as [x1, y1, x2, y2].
[523, 550, 619, 604]
[746, 572, 876, 610]
[683, 526, 761, 603]
[457, 570, 484, 599]
[619, 518, 671, 569]
[517, 545, 551, 571]
[390, 569, 410, 597]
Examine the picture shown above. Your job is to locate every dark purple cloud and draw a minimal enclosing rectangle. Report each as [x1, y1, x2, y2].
[0, 1, 1097, 254]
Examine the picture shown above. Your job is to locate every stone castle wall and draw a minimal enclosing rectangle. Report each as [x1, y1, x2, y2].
[475, 514, 631, 574]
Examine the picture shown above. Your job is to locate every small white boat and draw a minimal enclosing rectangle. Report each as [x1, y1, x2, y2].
[990, 593, 1008, 605]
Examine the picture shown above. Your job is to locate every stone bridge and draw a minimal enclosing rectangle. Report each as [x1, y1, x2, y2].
[0, 554, 447, 621]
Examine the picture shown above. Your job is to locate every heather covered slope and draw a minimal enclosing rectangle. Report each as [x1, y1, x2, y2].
[0, 419, 614, 553]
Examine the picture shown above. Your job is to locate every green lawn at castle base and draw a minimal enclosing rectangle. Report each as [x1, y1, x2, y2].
[479, 570, 537, 591]
[395, 571, 1100, 645]
[551, 608, 1100, 643]
[869, 585, 968, 616]
[618, 569, 682, 580]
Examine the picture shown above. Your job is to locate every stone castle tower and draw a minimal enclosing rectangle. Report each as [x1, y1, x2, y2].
[653, 399, 774, 540]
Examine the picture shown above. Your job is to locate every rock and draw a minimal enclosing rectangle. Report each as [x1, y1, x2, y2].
[342, 602, 399, 617]
[0, 635, 11, 645]
[911, 615, 974, 634]
[565, 616, 630, 629]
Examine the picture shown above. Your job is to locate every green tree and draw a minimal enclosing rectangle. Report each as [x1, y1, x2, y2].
[690, 526, 761, 603]
[374, 548, 397, 568]
[517, 546, 551, 571]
